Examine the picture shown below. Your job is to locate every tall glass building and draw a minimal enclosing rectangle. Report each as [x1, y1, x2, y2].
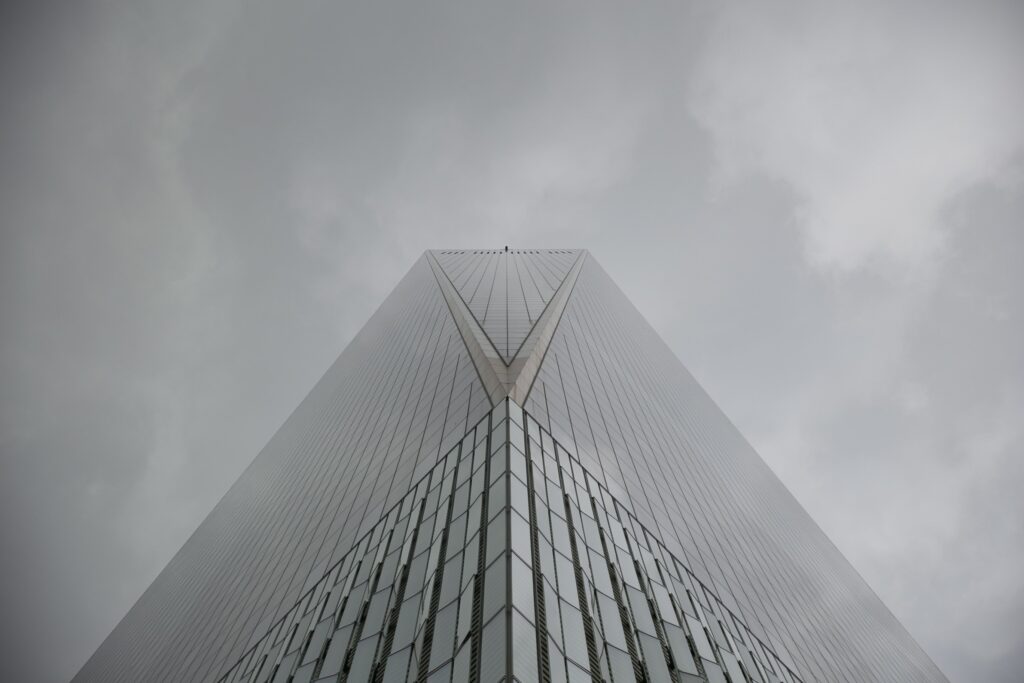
[73, 249, 946, 683]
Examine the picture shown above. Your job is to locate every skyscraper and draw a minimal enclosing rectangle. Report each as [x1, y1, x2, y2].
[73, 249, 946, 683]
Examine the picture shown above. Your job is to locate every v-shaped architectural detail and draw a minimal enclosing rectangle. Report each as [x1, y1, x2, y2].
[430, 249, 580, 362]
[427, 249, 585, 406]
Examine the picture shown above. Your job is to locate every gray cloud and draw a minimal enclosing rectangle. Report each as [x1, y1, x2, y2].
[1, 1, 1021, 681]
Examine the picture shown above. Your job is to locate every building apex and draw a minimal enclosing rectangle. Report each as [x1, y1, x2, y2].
[426, 249, 586, 407]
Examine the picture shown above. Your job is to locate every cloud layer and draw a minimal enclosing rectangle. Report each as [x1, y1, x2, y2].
[1, 1, 1021, 681]
[692, 0, 1024, 273]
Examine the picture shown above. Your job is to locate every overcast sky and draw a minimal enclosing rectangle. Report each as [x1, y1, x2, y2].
[1, 1, 1022, 681]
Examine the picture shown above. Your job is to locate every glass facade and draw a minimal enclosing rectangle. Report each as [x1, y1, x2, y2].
[73, 250, 946, 683]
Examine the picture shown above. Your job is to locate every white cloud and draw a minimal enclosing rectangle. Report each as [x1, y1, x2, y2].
[690, 0, 1024, 273]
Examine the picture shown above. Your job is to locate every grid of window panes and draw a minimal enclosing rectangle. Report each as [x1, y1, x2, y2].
[214, 401, 805, 683]
[521, 257, 947, 683]
[211, 410, 501, 683]
[72, 256, 493, 683]
[513, 403, 800, 683]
